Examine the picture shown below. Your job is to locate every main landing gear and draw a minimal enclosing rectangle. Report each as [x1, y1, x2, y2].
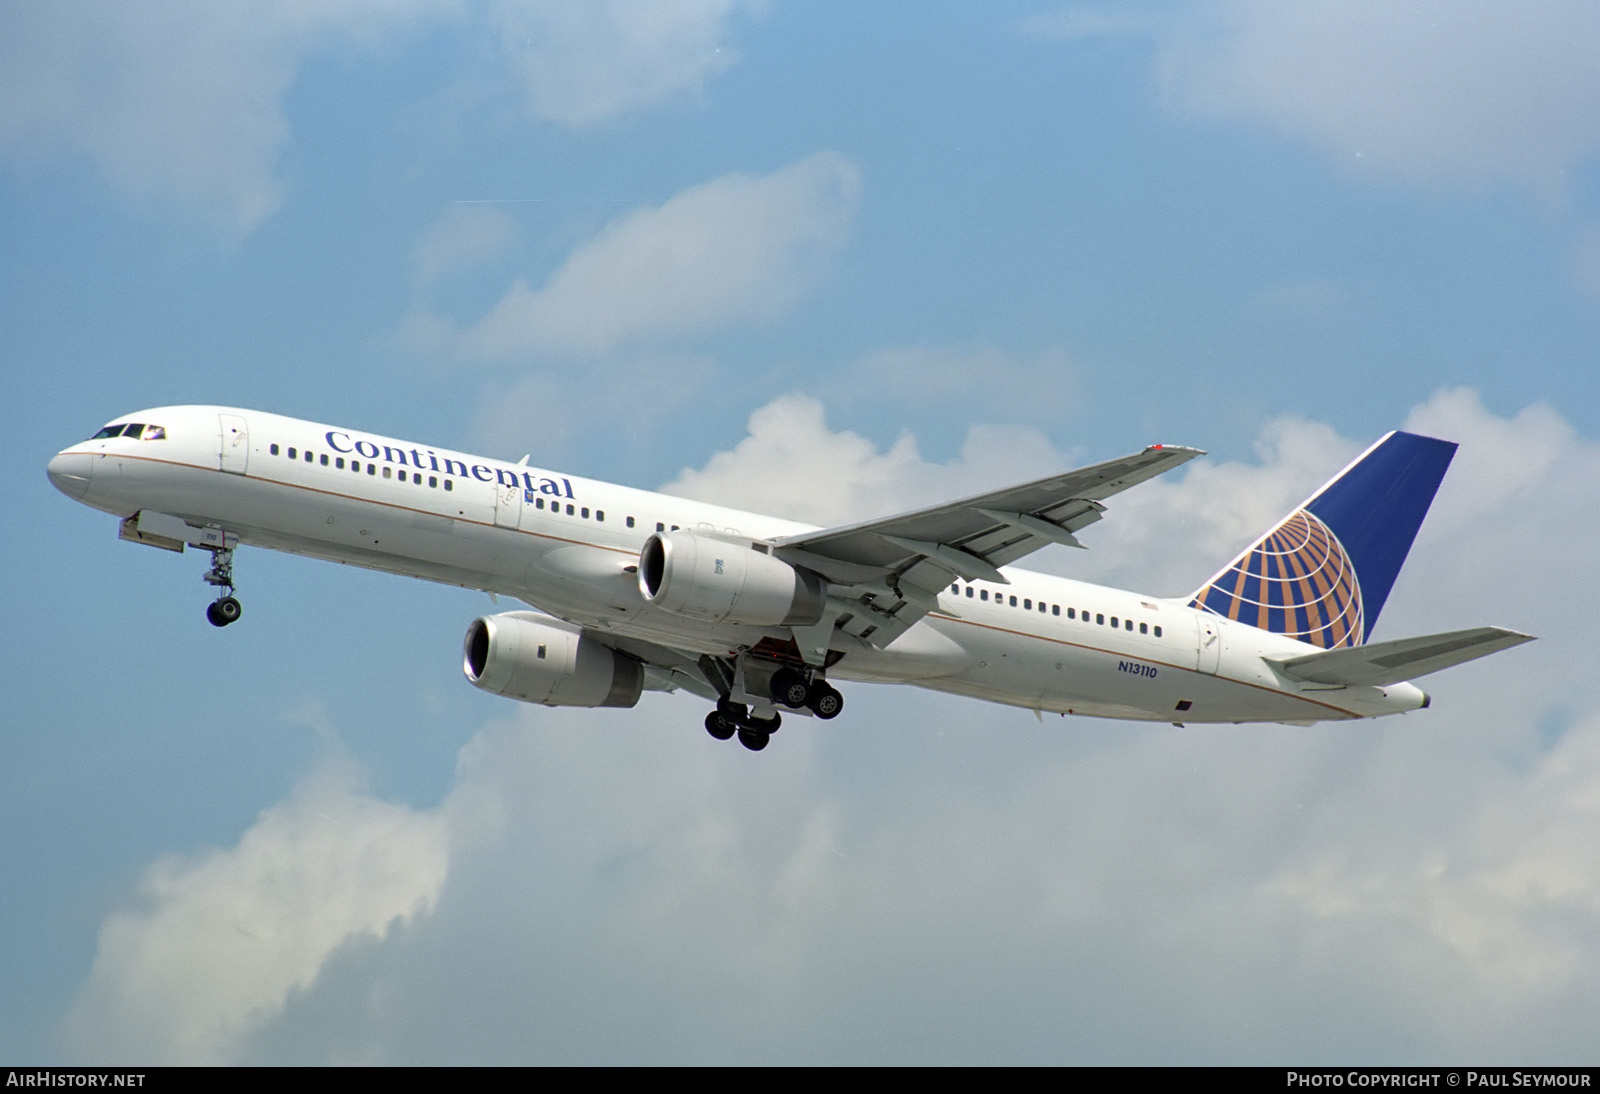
[202, 545, 243, 628]
[769, 666, 844, 720]
[703, 666, 844, 752]
[704, 699, 782, 751]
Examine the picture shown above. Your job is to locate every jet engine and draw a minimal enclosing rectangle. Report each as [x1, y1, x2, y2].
[463, 612, 643, 708]
[637, 529, 826, 626]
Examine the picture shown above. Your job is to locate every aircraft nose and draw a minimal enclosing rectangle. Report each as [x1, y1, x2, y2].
[47, 451, 93, 500]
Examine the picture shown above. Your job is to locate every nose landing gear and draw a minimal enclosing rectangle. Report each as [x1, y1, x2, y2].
[202, 545, 242, 627]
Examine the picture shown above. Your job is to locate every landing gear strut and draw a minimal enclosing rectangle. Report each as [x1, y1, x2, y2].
[202, 545, 242, 627]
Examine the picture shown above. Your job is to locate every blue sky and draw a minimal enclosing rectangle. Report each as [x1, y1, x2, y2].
[5, 1, 1600, 1064]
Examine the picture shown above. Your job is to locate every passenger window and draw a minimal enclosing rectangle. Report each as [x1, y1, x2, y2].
[567, 504, 575, 516]
[288, 447, 297, 459]
[1154, 625, 1162, 638]
[383, 467, 391, 479]
[368, 465, 376, 476]
[596, 511, 604, 522]
[1052, 605, 1060, 616]
[320, 454, 328, 466]
[581, 507, 589, 519]
[966, 587, 974, 598]
[1125, 619, 1133, 631]
[429, 476, 437, 488]
[657, 522, 665, 532]
[1024, 599, 1032, 610]
[981, 590, 989, 601]
[626, 517, 635, 529]
[1008, 595, 1017, 607]
[304, 451, 313, 463]
[336, 457, 344, 469]
[444, 480, 453, 491]
[1096, 614, 1104, 625]
[1110, 616, 1118, 628]
[1140, 622, 1148, 634]
[270, 443, 280, 455]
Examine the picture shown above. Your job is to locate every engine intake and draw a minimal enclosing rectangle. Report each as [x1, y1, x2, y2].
[638, 529, 826, 626]
[463, 613, 643, 708]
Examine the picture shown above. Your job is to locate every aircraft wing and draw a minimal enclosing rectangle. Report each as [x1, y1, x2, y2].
[1267, 626, 1535, 687]
[770, 444, 1204, 652]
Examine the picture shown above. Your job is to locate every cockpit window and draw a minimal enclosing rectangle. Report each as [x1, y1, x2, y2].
[89, 422, 166, 440]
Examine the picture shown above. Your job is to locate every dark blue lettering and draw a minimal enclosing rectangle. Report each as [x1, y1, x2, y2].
[325, 431, 353, 454]
[354, 440, 379, 459]
[471, 464, 495, 483]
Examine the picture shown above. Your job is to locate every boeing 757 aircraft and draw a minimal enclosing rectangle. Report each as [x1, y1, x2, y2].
[48, 407, 1531, 751]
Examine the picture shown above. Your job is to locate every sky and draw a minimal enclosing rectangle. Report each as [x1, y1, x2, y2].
[4, 1, 1599, 1065]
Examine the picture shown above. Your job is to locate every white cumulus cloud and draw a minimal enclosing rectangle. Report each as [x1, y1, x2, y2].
[492, 0, 751, 127]
[456, 153, 861, 358]
[65, 751, 450, 1064]
[661, 392, 1067, 525]
[1030, 2, 1600, 196]
[0, 1, 755, 235]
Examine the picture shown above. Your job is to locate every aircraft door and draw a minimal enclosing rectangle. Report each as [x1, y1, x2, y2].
[1195, 614, 1222, 675]
[494, 481, 522, 531]
[218, 414, 249, 475]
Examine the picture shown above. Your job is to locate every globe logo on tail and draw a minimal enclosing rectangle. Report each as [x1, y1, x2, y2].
[1188, 509, 1363, 648]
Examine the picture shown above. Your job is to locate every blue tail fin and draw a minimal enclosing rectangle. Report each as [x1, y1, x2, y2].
[1188, 431, 1457, 647]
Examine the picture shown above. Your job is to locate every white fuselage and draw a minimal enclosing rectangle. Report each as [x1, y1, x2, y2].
[48, 406, 1430, 725]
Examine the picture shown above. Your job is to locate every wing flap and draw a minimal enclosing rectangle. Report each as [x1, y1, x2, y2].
[1268, 627, 1535, 687]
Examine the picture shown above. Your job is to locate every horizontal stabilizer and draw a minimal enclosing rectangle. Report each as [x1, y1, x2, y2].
[1267, 627, 1534, 687]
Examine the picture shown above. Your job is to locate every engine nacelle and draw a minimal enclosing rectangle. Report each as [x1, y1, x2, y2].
[463, 612, 643, 708]
[638, 529, 826, 626]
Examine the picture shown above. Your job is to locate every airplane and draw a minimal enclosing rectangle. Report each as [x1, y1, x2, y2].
[47, 406, 1533, 751]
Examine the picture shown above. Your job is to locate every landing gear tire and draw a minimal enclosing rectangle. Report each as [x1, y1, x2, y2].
[705, 711, 736, 741]
[807, 684, 843, 720]
[737, 729, 770, 752]
[770, 667, 810, 709]
[206, 597, 242, 628]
